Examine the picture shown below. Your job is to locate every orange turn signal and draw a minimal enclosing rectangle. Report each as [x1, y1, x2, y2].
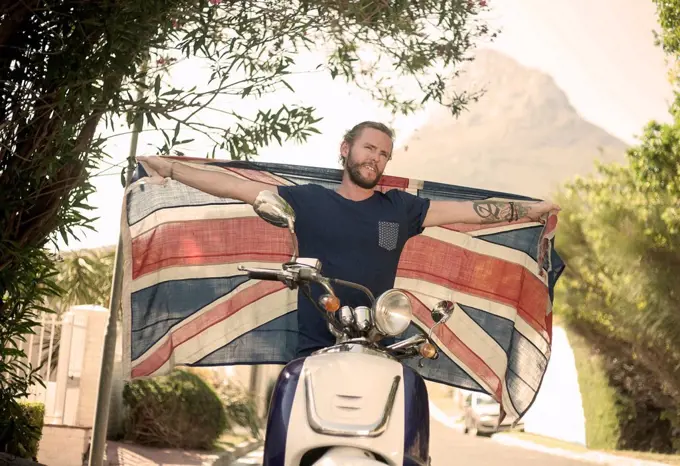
[419, 342, 437, 359]
[319, 294, 340, 312]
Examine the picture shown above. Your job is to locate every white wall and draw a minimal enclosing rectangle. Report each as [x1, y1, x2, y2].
[522, 326, 586, 445]
[38, 425, 90, 466]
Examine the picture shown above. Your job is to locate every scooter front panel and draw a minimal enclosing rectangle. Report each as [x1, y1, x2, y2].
[283, 352, 406, 465]
[403, 366, 430, 466]
[263, 357, 306, 466]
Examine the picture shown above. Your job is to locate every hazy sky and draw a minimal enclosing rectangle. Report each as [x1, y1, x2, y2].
[63, 0, 674, 251]
[487, 0, 673, 143]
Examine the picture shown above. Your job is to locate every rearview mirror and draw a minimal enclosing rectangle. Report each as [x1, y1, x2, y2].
[253, 190, 298, 261]
[253, 190, 295, 229]
[431, 300, 455, 325]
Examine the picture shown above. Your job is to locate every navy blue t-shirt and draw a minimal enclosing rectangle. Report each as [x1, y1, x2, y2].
[277, 183, 431, 357]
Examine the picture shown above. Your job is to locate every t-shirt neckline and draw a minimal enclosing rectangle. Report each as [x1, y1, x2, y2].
[330, 188, 379, 204]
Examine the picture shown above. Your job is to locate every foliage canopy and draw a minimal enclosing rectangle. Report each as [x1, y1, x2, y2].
[0, 0, 492, 448]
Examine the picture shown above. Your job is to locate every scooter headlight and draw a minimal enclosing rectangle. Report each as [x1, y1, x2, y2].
[372, 290, 412, 336]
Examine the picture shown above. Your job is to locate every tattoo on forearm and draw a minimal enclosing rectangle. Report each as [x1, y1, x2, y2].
[472, 201, 533, 223]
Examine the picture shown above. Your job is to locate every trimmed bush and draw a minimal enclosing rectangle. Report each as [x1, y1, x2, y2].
[565, 327, 621, 450]
[0, 402, 45, 460]
[122, 370, 227, 450]
[217, 383, 261, 439]
[184, 367, 262, 439]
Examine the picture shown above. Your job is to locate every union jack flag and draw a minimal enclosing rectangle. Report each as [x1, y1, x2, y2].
[121, 157, 564, 421]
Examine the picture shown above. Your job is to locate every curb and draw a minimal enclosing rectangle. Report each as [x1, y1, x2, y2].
[491, 434, 671, 466]
[211, 438, 264, 466]
[0, 452, 48, 466]
[428, 401, 465, 433]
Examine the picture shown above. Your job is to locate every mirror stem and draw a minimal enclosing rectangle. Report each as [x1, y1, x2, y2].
[288, 221, 299, 262]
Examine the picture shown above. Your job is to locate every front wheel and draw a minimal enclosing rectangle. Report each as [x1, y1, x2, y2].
[312, 447, 385, 466]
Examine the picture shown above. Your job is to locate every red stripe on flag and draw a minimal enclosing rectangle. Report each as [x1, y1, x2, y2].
[397, 235, 550, 340]
[376, 175, 410, 189]
[131, 280, 287, 378]
[132, 217, 293, 280]
[374, 185, 405, 194]
[407, 292, 503, 401]
[224, 167, 286, 186]
[544, 214, 558, 237]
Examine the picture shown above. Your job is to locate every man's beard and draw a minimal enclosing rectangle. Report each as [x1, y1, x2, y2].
[346, 150, 382, 189]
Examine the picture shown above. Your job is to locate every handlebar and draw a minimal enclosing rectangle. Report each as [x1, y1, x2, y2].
[237, 265, 288, 283]
[238, 263, 438, 362]
[247, 270, 283, 281]
[238, 262, 374, 305]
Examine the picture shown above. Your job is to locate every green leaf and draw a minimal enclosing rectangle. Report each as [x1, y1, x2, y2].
[146, 112, 157, 129]
[173, 122, 181, 144]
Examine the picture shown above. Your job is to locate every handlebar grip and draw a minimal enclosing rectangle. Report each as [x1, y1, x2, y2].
[298, 268, 316, 280]
[248, 271, 281, 281]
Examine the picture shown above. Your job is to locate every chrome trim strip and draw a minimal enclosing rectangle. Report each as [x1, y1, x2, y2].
[386, 334, 427, 351]
[304, 369, 401, 438]
[312, 341, 395, 360]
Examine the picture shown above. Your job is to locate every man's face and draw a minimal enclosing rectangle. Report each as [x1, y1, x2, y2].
[341, 128, 392, 189]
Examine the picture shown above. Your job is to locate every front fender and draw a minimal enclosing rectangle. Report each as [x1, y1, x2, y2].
[312, 447, 387, 466]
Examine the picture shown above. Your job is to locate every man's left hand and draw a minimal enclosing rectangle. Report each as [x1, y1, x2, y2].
[525, 201, 561, 222]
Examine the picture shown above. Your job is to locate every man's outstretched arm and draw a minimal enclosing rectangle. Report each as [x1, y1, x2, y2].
[136, 155, 275, 205]
[422, 199, 560, 227]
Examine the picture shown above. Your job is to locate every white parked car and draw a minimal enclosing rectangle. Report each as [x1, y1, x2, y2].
[463, 391, 525, 436]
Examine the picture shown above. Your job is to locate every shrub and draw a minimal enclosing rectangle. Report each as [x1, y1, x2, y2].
[0, 402, 45, 460]
[185, 367, 263, 439]
[217, 383, 261, 439]
[565, 328, 620, 450]
[122, 370, 227, 450]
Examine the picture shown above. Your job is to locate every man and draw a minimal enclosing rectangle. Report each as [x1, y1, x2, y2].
[137, 121, 559, 357]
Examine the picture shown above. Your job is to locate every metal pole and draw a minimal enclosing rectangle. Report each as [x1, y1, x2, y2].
[88, 86, 144, 466]
[249, 364, 260, 414]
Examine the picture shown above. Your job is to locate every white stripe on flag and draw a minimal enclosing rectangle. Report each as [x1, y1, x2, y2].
[129, 261, 283, 293]
[131, 277, 261, 367]
[129, 203, 257, 239]
[169, 287, 297, 367]
[515, 318, 550, 356]
[136, 286, 296, 377]
[465, 221, 543, 237]
[407, 179, 424, 190]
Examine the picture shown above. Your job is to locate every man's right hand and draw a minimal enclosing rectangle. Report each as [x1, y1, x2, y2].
[137, 155, 173, 178]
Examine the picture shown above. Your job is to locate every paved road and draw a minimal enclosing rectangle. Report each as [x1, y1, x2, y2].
[429, 425, 591, 465]
[233, 421, 593, 465]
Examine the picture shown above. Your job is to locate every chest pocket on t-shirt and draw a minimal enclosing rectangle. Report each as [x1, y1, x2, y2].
[378, 221, 400, 251]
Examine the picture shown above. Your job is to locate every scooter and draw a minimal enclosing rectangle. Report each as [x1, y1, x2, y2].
[238, 191, 456, 466]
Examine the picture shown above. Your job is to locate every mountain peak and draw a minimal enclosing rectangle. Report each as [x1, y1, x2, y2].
[388, 49, 627, 198]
